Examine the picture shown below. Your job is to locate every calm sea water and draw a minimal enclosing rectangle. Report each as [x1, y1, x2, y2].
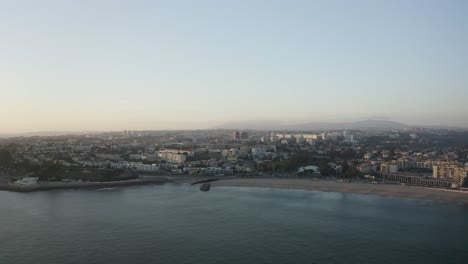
[1, 184, 467, 264]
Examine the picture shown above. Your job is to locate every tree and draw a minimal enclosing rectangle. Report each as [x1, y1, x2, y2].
[37, 164, 64, 181]
[319, 160, 329, 176]
[4, 144, 17, 153]
[341, 162, 349, 176]
[0, 149, 13, 167]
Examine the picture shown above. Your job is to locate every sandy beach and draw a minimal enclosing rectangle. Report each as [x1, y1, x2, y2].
[3, 176, 468, 204]
[211, 178, 468, 204]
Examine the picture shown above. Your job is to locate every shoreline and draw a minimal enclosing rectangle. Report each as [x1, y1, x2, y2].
[0, 177, 171, 193]
[211, 178, 468, 204]
[2, 176, 468, 204]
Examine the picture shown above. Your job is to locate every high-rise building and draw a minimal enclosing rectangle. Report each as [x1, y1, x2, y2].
[232, 131, 240, 140]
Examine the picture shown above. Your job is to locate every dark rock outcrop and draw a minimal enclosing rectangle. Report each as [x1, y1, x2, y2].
[200, 183, 211, 192]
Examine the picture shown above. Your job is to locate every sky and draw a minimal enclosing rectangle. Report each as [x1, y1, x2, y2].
[1, 0, 467, 133]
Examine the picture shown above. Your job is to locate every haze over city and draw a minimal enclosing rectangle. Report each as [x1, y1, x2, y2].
[3, 2, 468, 264]
[1, 0, 467, 133]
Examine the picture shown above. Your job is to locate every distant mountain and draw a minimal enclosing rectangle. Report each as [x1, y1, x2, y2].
[213, 120, 288, 130]
[411, 125, 468, 130]
[0, 131, 106, 138]
[216, 119, 409, 131]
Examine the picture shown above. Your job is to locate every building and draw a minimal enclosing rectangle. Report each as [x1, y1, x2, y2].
[383, 173, 457, 188]
[166, 149, 195, 157]
[364, 153, 372, 160]
[226, 155, 238, 163]
[344, 134, 354, 142]
[433, 165, 468, 186]
[251, 145, 275, 156]
[157, 150, 187, 164]
[297, 166, 321, 176]
[357, 162, 375, 173]
[15, 177, 39, 185]
[232, 131, 240, 140]
[201, 167, 234, 176]
[251, 147, 267, 156]
[111, 162, 160, 172]
[380, 162, 398, 173]
[321, 133, 337, 141]
[221, 149, 241, 157]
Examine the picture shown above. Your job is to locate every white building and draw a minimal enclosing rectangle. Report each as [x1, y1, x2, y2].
[357, 162, 375, 173]
[251, 145, 276, 157]
[15, 177, 38, 185]
[221, 149, 241, 157]
[111, 162, 160, 172]
[251, 147, 266, 156]
[157, 150, 186, 164]
[297, 166, 321, 176]
[364, 153, 372, 160]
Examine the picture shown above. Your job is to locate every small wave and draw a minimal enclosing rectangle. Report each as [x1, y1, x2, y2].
[96, 188, 117, 191]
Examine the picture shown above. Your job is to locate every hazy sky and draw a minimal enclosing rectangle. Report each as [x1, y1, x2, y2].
[1, 0, 467, 132]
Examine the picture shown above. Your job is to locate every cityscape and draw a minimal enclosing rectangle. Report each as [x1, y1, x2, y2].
[1, 125, 467, 196]
[1, 1, 468, 263]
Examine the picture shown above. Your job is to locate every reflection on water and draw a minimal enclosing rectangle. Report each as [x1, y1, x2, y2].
[0, 184, 467, 264]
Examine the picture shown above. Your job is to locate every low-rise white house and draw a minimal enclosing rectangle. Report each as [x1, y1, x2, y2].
[15, 177, 39, 185]
[110, 162, 160, 172]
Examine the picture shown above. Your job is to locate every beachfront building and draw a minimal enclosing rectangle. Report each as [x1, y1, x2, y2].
[433, 165, 468, 186]
[383, 173, 457, 188]
[380, 162, 398, 173]
[201, 167, 234, 176]
[380, 159, 459, 171]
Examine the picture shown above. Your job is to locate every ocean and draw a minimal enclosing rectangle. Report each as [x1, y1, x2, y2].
[1, 183, 467, 264]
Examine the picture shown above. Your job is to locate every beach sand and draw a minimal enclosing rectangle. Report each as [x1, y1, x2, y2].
[211, 178, 468, 204]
